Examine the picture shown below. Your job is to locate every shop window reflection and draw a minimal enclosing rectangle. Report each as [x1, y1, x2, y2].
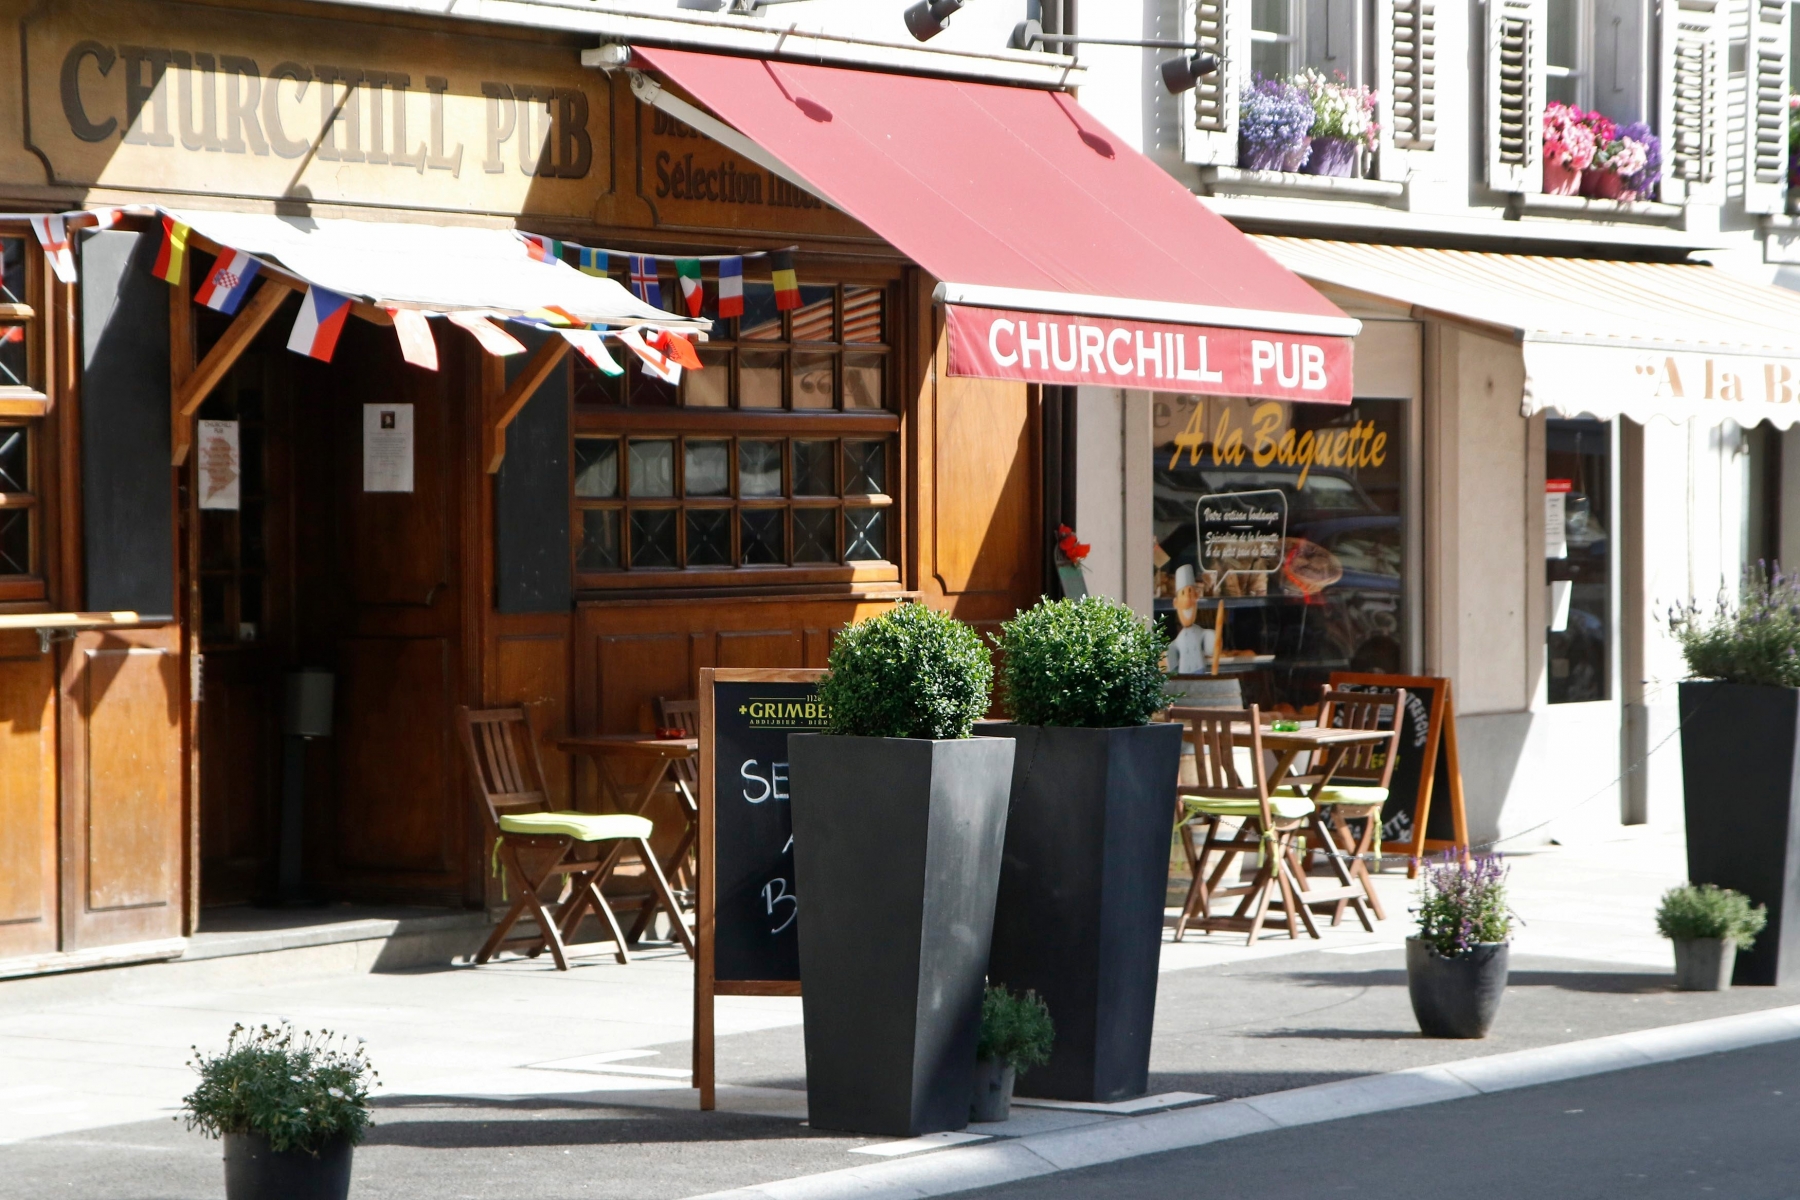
[1546, 418, 1611, 704]
[1151, 395, 1407, 710]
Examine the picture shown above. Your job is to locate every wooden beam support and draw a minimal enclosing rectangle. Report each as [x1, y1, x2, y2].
[170, 274, 195, 467]
[170, 279, 297, 465]
[486, 335, 570, 473]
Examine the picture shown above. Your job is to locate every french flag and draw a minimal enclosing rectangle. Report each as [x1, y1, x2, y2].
[287, 286, 352, 362]
[193, 250, 261, 315]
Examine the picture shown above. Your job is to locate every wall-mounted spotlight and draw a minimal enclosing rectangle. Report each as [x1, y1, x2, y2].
[1009, 19, 1221, 94]
[905, 0, 967, 42]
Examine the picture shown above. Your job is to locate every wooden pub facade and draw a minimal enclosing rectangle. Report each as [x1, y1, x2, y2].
[0, 0, 1356, 975]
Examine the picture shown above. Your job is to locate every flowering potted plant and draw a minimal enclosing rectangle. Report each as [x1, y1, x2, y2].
[1238, 78, 1314, 172]
[1298, 70, 1377, 177]
[1406, 853, 1513, 1038]
[182, 1022, 377, 1200]
[1542, 102, 1597, 194]
[1584, 120, 1661, 201]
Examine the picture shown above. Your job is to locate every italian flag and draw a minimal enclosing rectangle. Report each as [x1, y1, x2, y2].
[676, 259, 704, 318]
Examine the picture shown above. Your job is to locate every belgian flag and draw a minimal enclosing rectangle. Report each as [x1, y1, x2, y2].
[770, 249, 800, 312]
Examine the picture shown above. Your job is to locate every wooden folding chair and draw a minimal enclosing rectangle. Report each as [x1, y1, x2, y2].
[1282, 688, 1407, 925]
[458, 706, 693, 970]
[1171, 706, 1320, 945]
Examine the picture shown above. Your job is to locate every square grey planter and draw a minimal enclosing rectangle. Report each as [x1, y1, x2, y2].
[1678, 681, 1800, 986]
[1673, 937, 1737, 991]
[985, 722, 1184, 1102]
[788, 734, 1015, 1137]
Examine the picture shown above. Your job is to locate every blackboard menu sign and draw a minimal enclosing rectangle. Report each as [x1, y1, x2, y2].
[1328, 672, 1469, 874]
[694, 667, 826, 1108]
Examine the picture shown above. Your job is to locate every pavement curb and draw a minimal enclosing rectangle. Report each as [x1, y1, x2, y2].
[685, 1003, 1800, 1200]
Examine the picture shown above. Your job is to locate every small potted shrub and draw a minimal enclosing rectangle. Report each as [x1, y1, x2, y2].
[1238, 78, 1314, 172]
[182, 1022, 377, 1200]
[1657, 883, 1768, 991]
[986, 596, 1180, 1102]
[1669, 565, 1800, 985]
[789, 602, 1014, 1137]
[1298, 70, 1376, 177]
[1406, 854, 1513, 1038]
[1543, 102, 1596, 194]
[971, 985, 1055, 1123]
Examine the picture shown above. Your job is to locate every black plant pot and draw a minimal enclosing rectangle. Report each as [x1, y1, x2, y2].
[223, 1133, 353, 1200]
[986, 722, 1183, 1102]
[1678, 681, 1800, 986]
[789, 734, 1015, 1136]
[1406, 938, 1508, 1038]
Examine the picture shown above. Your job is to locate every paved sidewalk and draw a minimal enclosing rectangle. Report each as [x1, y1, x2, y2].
[5, 824, 1786, 1200]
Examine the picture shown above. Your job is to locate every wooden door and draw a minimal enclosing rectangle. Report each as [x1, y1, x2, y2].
[292, 320, 470, 906]
[59, 625, 185, 949]
[0, 630, 58, 958]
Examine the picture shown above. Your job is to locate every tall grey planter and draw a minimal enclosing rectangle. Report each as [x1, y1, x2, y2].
[1678, 681, 1800, 986]
[986, 722, 1184, 1102]
[788, 734, 1015, 1136]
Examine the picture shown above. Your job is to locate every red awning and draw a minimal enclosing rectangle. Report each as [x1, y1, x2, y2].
[632, 47, 1357, 402]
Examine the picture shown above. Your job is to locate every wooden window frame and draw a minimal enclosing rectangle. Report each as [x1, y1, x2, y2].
[0, 225, 49, 602]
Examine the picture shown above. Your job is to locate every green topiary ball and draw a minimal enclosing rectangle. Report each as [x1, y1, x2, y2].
[820, 603, 993, 740]
[994, 596, 1172, 728]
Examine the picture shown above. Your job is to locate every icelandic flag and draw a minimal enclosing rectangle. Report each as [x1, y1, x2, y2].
[576, 247, 608, 277]
[676, 259, 704, 318]
[287, 286, 352, 362]
[629, 255, 661, 308]
[717, 256, 744, 318]
[193, 250, 262, 315]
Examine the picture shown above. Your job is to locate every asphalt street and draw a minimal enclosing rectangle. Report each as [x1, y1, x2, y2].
[948, 1038, 1800, 1200]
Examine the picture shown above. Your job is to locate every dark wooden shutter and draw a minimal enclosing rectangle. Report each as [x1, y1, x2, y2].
[494, 328, 572, 614]
[79, 228, 173, 616]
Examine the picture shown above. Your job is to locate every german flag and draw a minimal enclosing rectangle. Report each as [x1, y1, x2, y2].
[770, 249, 800, 312]
[152, 216, 190, 285]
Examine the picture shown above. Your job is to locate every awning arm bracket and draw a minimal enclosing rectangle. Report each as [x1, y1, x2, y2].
[620, 67, 838, 211]
[169, 279, 299, 466]
[486, 335, 572, 474]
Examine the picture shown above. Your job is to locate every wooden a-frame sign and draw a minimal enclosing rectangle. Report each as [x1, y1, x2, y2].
[1326, 672, 1470, 877]
[694, 667, 826, 1111]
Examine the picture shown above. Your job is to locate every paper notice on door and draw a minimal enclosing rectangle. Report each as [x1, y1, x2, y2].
[197, 419, 240, 510]
[363, 404, 414, 493]
[1545, 479, 1571, 560]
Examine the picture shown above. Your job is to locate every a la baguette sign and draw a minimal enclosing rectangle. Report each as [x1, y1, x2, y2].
[944, 305, 1353, 403]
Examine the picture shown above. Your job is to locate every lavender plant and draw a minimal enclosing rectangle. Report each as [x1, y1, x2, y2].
[1614, 121, 1662, 195]
[1667, 563, 1800, 688]
[1415, 853, 1512, 957]
[1238, 79, 1314, 158]
[182, 1022, 378, 1154]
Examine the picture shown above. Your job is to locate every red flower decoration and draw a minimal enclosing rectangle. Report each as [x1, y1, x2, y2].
[1056, 524, 1091, 565]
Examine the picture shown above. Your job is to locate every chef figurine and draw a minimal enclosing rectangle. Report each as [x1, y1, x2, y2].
[1167, 564, 1215, 675]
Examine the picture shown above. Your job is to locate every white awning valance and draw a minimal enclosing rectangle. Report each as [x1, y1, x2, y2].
[1256, 237, 1800, 428]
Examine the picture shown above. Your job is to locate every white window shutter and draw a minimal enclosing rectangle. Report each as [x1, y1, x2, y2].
[1184, 0, 1249, 166]
[1658, 0, 1724, 204]
[1390, 0, 1440, 149]
[1486, 0, 1547, 193]
[1742, 0, 1790, 213]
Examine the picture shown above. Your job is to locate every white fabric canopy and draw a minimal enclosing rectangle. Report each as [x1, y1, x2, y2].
[1257, 237, 1800, 429]
[170, 210, 707, 332]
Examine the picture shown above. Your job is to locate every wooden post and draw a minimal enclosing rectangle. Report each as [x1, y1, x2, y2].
[169, 280, 296, 465]
[695, 668, 718, 1111]
[1209, 597, 1225, 676]
[485, 335, 570, 473]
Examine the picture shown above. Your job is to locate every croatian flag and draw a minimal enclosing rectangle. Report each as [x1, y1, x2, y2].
[193, 250, 261, 315]
[717, 256, 744, 318]
[629, 256, 661, 308]
[287, 286, 352, 362]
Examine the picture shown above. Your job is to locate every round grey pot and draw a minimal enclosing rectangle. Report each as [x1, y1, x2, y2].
[223, 1133, 353, 1200]
[1673, 938, 1738, 991]
[1405, 938, 1509, 1039]
[970, 1058, 1017, 1124]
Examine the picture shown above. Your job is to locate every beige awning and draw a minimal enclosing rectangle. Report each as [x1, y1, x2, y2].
[1256, 237, 1800, 428]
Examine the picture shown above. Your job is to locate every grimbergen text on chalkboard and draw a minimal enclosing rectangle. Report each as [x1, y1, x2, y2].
[695, 668, 826, 1109]
[1328, 672, 1469, 873]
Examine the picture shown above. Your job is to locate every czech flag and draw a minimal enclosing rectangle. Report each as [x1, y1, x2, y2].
[629, 256, 661, 308]
[770, 249, 800, 312]
[152, 216, 190, 285]
[192, 249, 261, 315]
[287, 286, 352, 362]
[717, 256, 744, 318]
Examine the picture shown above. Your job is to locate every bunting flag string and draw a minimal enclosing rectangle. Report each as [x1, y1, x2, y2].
[288, 286, 353, 363]
[388, 308, 439, 372]
[511, 231, 803, 321]
[447, 311, 527, 357]
[629, 255, 662, 308]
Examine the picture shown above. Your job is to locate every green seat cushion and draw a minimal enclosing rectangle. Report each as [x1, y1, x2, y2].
[498, 812, 653, 842]
[1183, 794, 1315, 820]
[1278, 785, 1389, 805]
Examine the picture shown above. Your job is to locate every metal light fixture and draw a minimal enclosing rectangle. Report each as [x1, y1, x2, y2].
[1010, 19, 1221, 94]
[905, 0, 966, 42]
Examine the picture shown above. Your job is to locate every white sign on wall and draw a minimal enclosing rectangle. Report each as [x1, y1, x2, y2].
[197, 419, 240, 510]
[363, 404, 414, 493]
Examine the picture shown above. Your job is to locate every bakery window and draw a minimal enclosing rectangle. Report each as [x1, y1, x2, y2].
[573, 275, 899, 590]
[1151, 395, 1407, 709]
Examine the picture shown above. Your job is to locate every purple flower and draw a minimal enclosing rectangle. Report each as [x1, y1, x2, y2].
[1617, 121, 1662, 194]
[1239, 79, 1314, 152]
